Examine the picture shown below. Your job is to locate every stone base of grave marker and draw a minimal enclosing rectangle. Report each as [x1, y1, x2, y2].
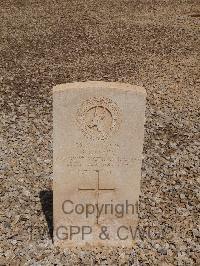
[53, 81, 146, 247]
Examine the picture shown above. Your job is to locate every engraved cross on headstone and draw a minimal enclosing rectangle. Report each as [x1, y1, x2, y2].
[78, 169, 115, 223]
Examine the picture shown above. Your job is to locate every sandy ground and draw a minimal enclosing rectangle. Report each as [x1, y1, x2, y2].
[1, 0, 200, 265]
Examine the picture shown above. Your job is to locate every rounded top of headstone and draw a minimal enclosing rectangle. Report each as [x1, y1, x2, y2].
[53, 81, 146, 96]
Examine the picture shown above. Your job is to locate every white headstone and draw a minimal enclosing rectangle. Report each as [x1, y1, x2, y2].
[53, 81, 146, 247]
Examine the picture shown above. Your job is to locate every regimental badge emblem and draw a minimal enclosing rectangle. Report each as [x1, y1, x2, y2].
[76, 97, 122, 140]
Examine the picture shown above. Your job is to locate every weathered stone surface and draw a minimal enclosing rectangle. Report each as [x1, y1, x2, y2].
[53, 81, 146, 247]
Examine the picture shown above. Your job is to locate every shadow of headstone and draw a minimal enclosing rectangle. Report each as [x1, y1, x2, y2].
[39, 190, 53, 239]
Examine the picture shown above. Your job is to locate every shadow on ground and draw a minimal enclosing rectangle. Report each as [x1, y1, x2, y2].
[39, 190, 53, 239]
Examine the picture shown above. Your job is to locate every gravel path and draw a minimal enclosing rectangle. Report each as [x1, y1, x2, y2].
[1, 1, 199, 265]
